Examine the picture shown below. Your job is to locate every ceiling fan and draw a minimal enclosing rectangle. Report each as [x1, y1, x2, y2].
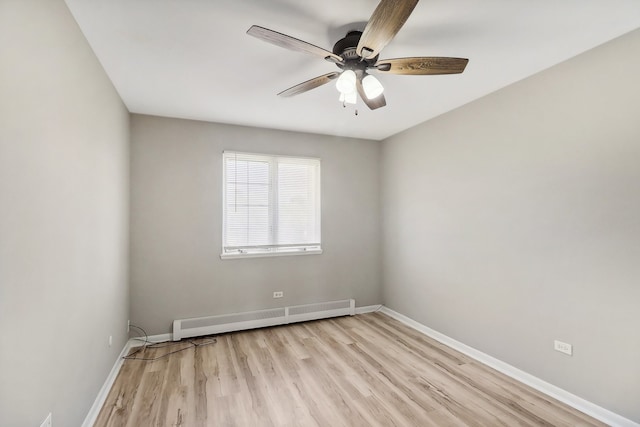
[247, 0, 468, 110]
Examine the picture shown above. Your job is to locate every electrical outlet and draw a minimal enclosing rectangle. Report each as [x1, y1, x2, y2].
[554, 340, 572, 356]
[127, 319, 130, 333]
[273, 291, 284, 298]
[108, 335, 113, 347]
[40, 413, 52, 427]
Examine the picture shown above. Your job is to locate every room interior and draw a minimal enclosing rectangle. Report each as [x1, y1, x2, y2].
[1, 0, 639, 426]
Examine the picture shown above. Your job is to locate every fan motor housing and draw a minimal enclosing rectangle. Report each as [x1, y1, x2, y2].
[333, 31, 378, 70]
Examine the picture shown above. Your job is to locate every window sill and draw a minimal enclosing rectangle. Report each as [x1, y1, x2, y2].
[220, 248, 323, 260]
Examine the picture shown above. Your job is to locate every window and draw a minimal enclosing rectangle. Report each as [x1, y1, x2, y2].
[222, 151, 321, 258]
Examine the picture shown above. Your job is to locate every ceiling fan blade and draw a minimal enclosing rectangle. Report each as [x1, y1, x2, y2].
[357, 0, 419, 60]
[247, 25, 343, 64]
[277, 72, 340, 97]
[375, 57, 469, 75]
[356, 75, 386, 110]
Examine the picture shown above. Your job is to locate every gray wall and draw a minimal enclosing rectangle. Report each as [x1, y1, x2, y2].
[381, 29, 640, 422]
[0, 1, 130, 426]
[130, 115, 382, 335]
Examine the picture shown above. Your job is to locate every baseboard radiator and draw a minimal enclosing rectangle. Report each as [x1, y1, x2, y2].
[172, 298, 355, 341]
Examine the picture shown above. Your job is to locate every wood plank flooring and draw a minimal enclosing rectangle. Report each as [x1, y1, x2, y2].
[95, 312, 605, 426]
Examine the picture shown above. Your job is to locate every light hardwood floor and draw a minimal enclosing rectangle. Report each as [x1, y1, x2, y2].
[95, 312, 605, 426]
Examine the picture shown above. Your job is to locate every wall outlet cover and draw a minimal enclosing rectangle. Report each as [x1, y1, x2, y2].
[273, 291, 284, 298]
[554, 340, 573, 356]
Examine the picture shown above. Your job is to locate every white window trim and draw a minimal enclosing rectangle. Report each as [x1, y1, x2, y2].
[221, 151, 322, 260]
[220, 247, 323, 260]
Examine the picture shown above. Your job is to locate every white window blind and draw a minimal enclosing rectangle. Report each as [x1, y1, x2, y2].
[222, 151, 321, 258]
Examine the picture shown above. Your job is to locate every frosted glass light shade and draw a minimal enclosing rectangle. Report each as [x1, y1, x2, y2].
[339, 91, 357, 104]
[336, 70, 356, 94]
[362, 74, 384, 99]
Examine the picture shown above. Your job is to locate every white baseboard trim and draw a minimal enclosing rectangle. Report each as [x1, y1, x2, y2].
[81, 339, 134, 427]
[355, 304, 383, 314]
[379, 306, 639, 427]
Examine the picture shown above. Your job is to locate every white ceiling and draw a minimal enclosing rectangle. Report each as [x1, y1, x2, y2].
[65, 0, 640, 141]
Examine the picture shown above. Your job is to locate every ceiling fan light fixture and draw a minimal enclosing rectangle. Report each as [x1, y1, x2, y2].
[336, 70, 357, 94]
[247, 0, 469, 111]
[362, 74, 384, 99]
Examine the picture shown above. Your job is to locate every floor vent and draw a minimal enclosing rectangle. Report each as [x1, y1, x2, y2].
[172, 299, 355, 341]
